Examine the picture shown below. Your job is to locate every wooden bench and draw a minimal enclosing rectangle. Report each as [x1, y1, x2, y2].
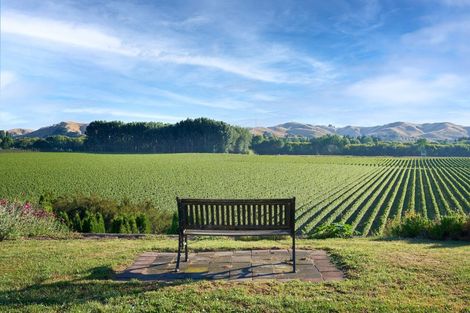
[175, 197, 296, 272]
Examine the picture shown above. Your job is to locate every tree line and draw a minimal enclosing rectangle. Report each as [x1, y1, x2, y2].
[1, 119, 470, 156]
[0, 118, 252, 154]
[251, 135, 470, 157]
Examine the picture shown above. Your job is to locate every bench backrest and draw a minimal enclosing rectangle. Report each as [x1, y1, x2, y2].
[177, 198, 295, 232]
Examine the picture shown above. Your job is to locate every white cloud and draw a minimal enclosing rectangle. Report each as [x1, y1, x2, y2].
[0, 71, 16, 90]
[152, 88, 249, 110]
[63, 107, 183, 122]
[346, 72, 463, 104]
[1, 12, 138, 56]
[1, 11, 334, 85]
[402, 19, 470, 47]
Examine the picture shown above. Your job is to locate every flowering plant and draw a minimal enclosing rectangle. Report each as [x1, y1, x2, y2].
[0, 199, 70, 240]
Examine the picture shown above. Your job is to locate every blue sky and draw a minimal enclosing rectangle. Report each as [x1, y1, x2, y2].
[1, 0, 469, 129]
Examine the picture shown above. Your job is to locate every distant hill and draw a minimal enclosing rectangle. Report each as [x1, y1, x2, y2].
[7, 128, 34, 137]
[9, 122, 88, 138]
[251, 122, 470, 142]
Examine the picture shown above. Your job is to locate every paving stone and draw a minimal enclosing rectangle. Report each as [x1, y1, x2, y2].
[252, 249, 270, 255]
[273, 264, 294, 274]
[315, 265, 340, 272]
[209, 262, 232, 270]
[151, 258, 174, 265]
[233, 250, 251, 256]
[214, 251, 233, 257]
[314, 259, 334, 266]
[296, 250, 311, 258]
[145, 267, 171, 275]
[206, 271, 230, 280]
[213, 256, 231, 263]
[230, 268, 252, 280]
[116, 249, 343, 282]
[297, 257, 314, 265]
[231, 262, 251, 270]
[231, 255, 251, 263]
[197, 251, 215, 257]
[133, 259, 155, 265]
[184, 265, 209, 273]
[192, 256, 212, 262]
[252, 265, 274, 276]
[311, 250, 328, 256]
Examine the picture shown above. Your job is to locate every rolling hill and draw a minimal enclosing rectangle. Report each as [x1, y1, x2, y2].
[9, 122, 87, 138]
[251, 121, 469, 141]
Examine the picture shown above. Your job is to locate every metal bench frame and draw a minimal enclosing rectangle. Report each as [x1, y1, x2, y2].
[175, 197, 296, 272]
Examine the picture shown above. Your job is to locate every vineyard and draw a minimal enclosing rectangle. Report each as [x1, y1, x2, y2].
[0, 152, 468, 235]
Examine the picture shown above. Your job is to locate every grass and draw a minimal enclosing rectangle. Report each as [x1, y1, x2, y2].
[0, 237, 469, 312]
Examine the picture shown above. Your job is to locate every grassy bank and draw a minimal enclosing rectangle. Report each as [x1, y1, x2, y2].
[0, 237, 469, 312]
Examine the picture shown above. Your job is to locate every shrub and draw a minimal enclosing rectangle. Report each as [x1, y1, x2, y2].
[428, 214, 467, 240]
[308, 223, 355, 239]
[384, 211, 470, 241]
[81, 210, 97, 233]
[384, 212, 431, 238]
[50, 194, 172, 233]
[0, 199, 70, 240]
[136, 213, 151, 234]
[72, 212, 83, 232]
[95, 212, 106, 233]
[167, 212, 179, 234]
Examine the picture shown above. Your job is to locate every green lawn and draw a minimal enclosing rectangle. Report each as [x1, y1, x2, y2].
[0, 237, 469, 312]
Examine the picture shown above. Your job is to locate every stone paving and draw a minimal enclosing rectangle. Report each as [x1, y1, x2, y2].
[116, 249, 344, 282]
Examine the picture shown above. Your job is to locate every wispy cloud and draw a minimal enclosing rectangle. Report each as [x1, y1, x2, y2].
[402, 18, 470, 49]
[1, 12, 138, 56]
[1, 10, 334, 85]
[346, 72, 463, 105]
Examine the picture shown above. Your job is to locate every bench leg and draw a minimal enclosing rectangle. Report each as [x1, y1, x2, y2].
[175, 233, 183, 272]
[184, 235, 188, 262]
[292, 234, 296, 273]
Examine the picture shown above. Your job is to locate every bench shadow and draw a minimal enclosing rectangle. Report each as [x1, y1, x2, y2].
[372, 237, 470, 248]
[0, 266, 193, 308]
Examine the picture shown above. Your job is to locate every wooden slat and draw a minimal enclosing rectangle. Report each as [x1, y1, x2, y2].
[209, 204, 214, 225]
[231, 204, 235, 226]
[252, 204, 257, 226]
[202, 204, 210, 225]
[246, 204, 252, 226]
[273, 204, 279, 225]
[215, 203, 220, 226]
[200, 204, 204, 226]
[189, 204, 195, 226]
[258, 204, 262, 225]
[263, 204, 268, 225]
[194, 204, 200, 227]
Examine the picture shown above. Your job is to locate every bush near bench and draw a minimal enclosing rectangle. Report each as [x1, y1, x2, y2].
[45, 194, 171, 234]
[384, 211, 470, 241]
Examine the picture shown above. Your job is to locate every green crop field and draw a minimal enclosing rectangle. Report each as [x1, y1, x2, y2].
[0, 152, 469, 235]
